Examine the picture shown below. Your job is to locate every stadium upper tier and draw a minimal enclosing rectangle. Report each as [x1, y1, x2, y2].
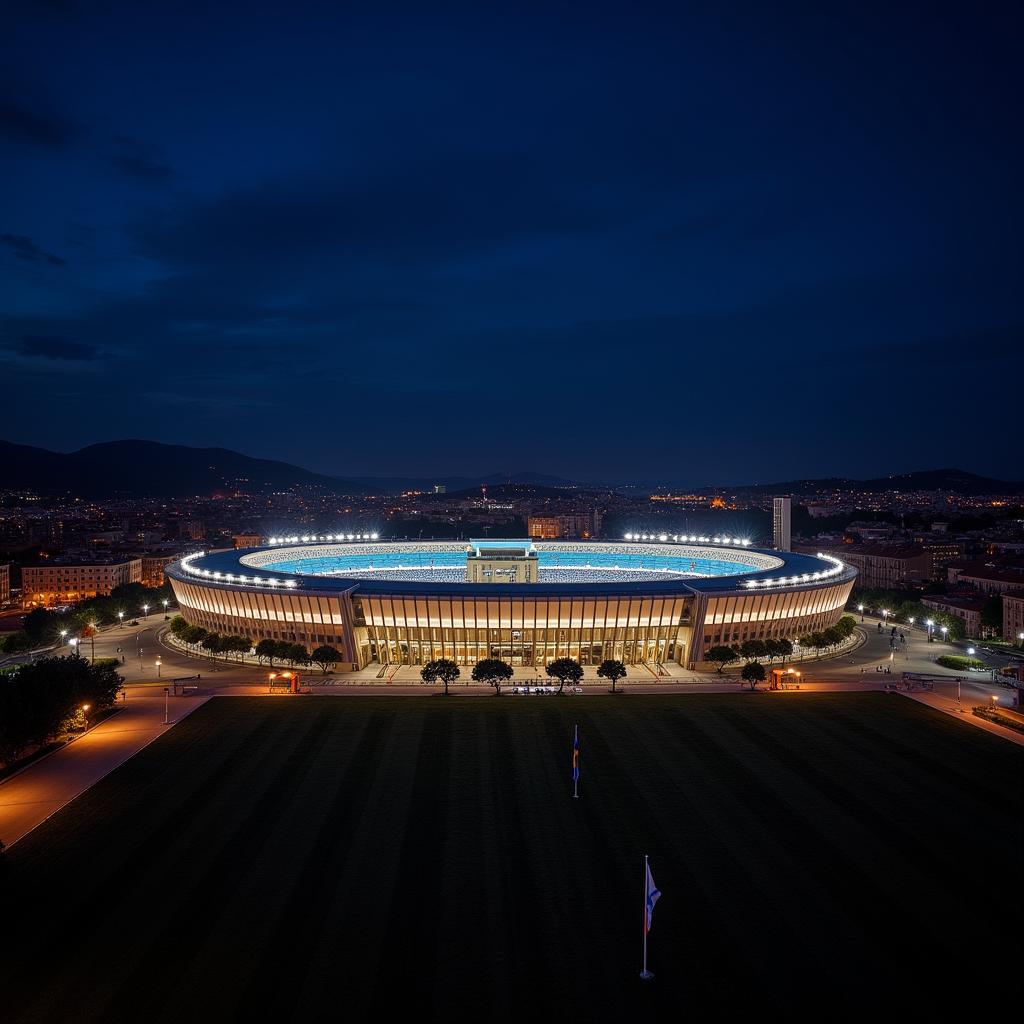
[168, 540, 853, 596]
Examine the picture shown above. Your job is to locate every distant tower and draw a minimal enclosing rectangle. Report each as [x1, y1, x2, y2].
[772, 496, 791, 552]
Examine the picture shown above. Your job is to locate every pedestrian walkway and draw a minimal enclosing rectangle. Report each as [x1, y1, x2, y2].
[0, 686, 208, 848]
[899, 691, 1024, 747]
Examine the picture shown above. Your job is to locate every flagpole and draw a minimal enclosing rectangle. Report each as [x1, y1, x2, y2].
[640, 854, 654, 980]
[573, 723, 579, 799]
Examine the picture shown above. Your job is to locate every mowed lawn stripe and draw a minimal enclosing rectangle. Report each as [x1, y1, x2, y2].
[366, 707, 454, 1017]
[99, 705, 343, 1022]
[225, 709, 397, 1019]
[5, 703, 295, 1021]
[828, 696, 1021, 817]
[2, 694, 1020, 1023]
[598, 702, 845, 1017]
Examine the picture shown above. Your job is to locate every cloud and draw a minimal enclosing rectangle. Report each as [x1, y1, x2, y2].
[8, 335, 100, 361]
[0, 232, 67, 266]
[110, 153, 174, 183]
[0, 98, 78, 150]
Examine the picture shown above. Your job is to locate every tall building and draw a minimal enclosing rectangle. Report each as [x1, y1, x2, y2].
[433, 484, 446, 494]
[21, 558, 143, 608]
[0, 563, 10, 607]
[1003, 591, 1024, 644]
[527, 511, 602, 540]
[141, 553, 179, 587]
[179, 519, 205, 541]
[772, 496, 791, 552]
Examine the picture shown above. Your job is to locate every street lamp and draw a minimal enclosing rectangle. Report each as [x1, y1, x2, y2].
[60, 628, 68, 646]
[88, 623, 97, 663]
[908, 617, 915, 628]
[162, 599, 169, 617]
[69, 638, 79, 656]
[1019, 632, 1024, 649]
[155, 657, 162, 677]
[990, 694, 998, 709]
[967, 647, 976, 656]
[940, 626, 948, 642]
[117, 611, 124, 626]
[926, 619, 934, 641]
[81, 703, 90, 731]
[142, 603, 149, 620]
[857, 604, 864, 621]
[164, 686, 169, 725]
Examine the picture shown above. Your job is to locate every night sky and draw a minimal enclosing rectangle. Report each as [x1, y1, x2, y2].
[2, 3, 1020, 484]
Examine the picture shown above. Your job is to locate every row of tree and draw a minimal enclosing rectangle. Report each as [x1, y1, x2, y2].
[850, 590, 984, 641]
[1, 582, 175, 655]
[420, 657, 628, 695]
[167, 617, 344, 674]
[705, 616, 858, 674]
[0, 655, 123, 766]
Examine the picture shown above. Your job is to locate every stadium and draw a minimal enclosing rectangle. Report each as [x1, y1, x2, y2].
[166, 537, 857, 671]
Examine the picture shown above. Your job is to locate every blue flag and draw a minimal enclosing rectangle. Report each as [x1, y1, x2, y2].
[572, 724, 580, 782]
[645, 861, 661, 933]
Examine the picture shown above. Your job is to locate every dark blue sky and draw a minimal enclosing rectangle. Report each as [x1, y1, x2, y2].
[2, 2, 1021, 484]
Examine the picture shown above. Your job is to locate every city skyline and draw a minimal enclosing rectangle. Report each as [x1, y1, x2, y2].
[3, 4, 1021, 481]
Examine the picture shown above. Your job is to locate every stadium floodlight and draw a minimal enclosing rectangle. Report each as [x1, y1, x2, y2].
[371, 533, 379, 539]
[659, 534, 667, 542]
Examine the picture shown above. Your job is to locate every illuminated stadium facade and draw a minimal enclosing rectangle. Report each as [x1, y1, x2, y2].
[166, 539, 857, 671]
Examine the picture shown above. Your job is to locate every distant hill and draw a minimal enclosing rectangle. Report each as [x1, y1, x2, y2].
[742, 469, 1024, 496]
[0, 439, 361, 497]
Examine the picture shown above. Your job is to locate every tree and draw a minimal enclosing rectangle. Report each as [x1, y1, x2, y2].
[821, 626, 842, 648]
[286, 643, 310, 667]
[168, 615, 189, 639]
[223, 635, 252, 660]
[597, 658, 627, 693]
[421, 658, 461, 695]
[182, 625, 209, 650]
[980, 595, 1002, 637]
[740, 661, 766, 690]
[775, 638, 793, 661]
[0, 655, 123, 765]
[312, 645, 342, 674]
[472, 658, 513, 695]
[200, 632, 223, 657]
[1, 632, 32, 655]
[739, 639, 766, 661]
[255, 638, 278, 666]
[706, 645, 738, 673]
[23, 608, 60, 644]
[546, 657, 583, 694]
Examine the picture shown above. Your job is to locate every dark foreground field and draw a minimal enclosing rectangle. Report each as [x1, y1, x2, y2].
[2, 694, 1021, 1022]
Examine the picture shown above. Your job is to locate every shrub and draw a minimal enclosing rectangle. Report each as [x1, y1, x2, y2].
[936, 655, 985, 671]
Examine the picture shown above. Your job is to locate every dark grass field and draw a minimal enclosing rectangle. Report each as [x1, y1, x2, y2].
[2, 693, 1021, 1022]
